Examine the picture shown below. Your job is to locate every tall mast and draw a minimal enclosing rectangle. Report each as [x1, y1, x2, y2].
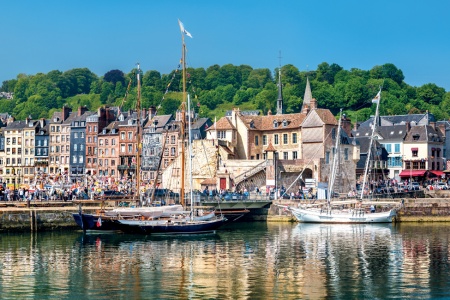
[360, 89, 381, 201]
[328, 109, 342, 208]
[136, 63, 142, 203]
[180, 28, 186, 207]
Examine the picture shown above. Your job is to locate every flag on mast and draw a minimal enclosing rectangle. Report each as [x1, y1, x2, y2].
[372, 90, 381, 103]
[178, 19, 193, 38]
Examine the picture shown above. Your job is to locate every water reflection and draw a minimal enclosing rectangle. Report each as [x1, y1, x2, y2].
[1, 223, 450, 299]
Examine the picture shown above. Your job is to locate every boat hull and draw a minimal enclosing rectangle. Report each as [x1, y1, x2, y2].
[289, 207, 396, 223]
[72, 213, 127, 231]
[125, 217, 228, 235]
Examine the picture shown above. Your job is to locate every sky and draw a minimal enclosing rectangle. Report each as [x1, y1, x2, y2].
[1, 0, 449, 91]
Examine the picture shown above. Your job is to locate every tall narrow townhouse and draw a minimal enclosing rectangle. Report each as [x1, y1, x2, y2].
[86, 106, 117, 177]
[49, 106, 72, 177]
[22, 117, 40, 184]
[97, 121, 120, 183]
[69, 107, 91, 183]
[3, 117, 26, 188]
[141, 113, 173, 184]
[117, 110, 148, 180]
[35, 119, 50, 182]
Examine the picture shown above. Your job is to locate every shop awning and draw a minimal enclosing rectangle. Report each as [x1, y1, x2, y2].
[399, 170, 426, 177]
[430, 170, 445, 176]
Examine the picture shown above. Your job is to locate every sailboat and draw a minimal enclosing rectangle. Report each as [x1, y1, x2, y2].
[115, 20, 227, 234]
[289, 90, 398, 223]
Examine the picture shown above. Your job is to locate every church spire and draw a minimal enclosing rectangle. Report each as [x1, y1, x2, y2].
[301, 77, 313, 112]
[276, 69, 283, 115]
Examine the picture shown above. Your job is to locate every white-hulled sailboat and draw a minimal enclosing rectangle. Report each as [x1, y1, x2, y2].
[289, 90, 397, 223]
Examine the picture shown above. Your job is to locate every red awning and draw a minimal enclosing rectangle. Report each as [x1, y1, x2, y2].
[411, 148, 418, 151]
[399, 170, 426, 177]
[430, 170, 445, 176]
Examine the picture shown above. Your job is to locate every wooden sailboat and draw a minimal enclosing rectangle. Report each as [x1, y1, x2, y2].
[289, 91, 398, 223]
[116, 20, 227, 234]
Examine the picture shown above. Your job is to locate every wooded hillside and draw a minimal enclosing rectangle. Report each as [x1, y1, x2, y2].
[1, 62, 449, 122]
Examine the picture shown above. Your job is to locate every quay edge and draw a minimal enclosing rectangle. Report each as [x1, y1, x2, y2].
[3, 197, 450, 232]
[268, 198, 450, 223]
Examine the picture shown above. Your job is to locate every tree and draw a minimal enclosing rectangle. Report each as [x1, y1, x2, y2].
[316, 62, 342, 84]
[245, 68, 272, 89]
[159, 98, 181, 115]
[417, 83, 445, 105]
[63, 68, 98, 95]
[104, 69, 125, 86]
[1, 79, 17, 92]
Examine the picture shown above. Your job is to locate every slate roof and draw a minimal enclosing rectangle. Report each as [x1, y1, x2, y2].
[404, 125, 444, 143]
[191, 117, 211, 130]
[353, 125, 407, 140]
[359, 112, 435, 128]
[144, 114, 173, 130]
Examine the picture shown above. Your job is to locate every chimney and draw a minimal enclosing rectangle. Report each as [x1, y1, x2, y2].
[438, 123, 446, 136]
[78, 106, 88, 116]
[267, 109, 272, 116]
[310, 98, 317, 110]
[353, 122, 360, 131]
[40, 118, 45, 128]
[341, 114, 352, 137]
[62, 106, 71, 121]
[430, 121, 436, 130]
[25, 116, 31, 124]
[98, 107, 106, 119]
[149, 106, 157, 118]
[405, 121, 411, 133]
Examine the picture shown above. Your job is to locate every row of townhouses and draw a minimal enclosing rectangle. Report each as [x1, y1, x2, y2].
[0, 75, 448, 193]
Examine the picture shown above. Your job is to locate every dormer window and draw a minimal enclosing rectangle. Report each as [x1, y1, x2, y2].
[119, 115, 124, 121]
[282, 119, 287, 127]
[128, 120, 133, 125]
[413, 133, 420, 141]
[111, 129, 116, 134]
[273, 120, 278, 128]
[102, 129, 106, 134]
[250, 120, 255, 128]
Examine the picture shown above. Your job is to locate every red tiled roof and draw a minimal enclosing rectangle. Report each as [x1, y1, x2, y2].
[265, 141, 276, 152]
[207, 117, 235, 130]
[239, 112, 307, 131]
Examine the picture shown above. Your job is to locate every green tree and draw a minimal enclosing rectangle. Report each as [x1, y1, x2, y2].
[159, 98, 181, 115]
[104, 69, 125, 86]
[417, 83, 445, 105]
[245, 68, 272, 89]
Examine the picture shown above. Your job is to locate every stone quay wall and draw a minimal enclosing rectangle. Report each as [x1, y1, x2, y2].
[0, 207, 100, 232]
[2, 198, 450, 233]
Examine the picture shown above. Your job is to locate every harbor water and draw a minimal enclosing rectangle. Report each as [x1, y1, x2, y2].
[1, 222, 449, 299]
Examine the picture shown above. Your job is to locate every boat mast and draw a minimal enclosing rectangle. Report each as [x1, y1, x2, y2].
[187, 94, 194, 219]
[136, 63, 142, 204]
[360, 88, 381, 201]
[328, 109, 342, 207]
[180, 26, 187, 207]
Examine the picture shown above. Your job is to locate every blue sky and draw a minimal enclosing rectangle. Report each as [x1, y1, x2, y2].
[1, 0, 449, 91]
